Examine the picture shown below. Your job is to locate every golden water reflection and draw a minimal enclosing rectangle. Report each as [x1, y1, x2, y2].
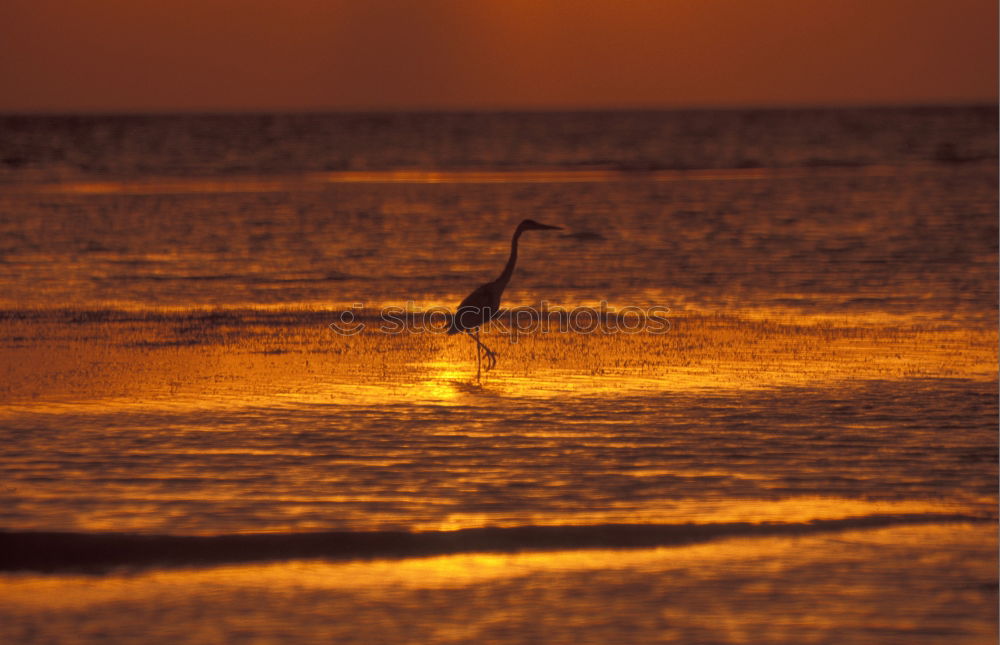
[1, 309, 994, 412]
[409, 497, 983, 532]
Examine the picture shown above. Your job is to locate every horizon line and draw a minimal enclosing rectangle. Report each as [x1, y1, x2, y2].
[1, 99, 997, 118]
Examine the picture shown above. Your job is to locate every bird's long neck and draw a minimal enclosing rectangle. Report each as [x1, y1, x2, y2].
[494, 225, 524, 289]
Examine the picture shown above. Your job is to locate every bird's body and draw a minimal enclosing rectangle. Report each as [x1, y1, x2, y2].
[449, 281, 503, 333]
[449, 219, 561, 378]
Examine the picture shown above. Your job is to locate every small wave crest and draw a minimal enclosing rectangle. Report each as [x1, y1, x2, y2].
[1, 513, 989, 572]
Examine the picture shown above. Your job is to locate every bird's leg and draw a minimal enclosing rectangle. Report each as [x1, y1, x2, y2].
[484, 341, 497, 371]
[474, 328, 481, 381]
[467, 328, 498, 375]
[476, 327, 497, 372]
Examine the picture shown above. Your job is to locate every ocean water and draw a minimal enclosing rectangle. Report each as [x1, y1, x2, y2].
[0, 108, 997, 644]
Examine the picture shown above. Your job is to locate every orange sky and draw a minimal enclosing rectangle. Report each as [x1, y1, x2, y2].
[0, 0, 996, 111]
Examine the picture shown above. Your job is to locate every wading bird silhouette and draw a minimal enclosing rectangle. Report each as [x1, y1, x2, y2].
[448, 219, 562, 379]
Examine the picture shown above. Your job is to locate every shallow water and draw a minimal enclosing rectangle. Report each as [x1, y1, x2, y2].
[0, 108, 996, 643]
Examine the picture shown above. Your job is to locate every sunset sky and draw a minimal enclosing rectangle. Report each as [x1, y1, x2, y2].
[0, 0, 996, 112]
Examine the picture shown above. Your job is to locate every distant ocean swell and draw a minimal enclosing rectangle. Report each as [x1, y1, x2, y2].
[1, 514, 989, 573]
[0, 165, 927, 195]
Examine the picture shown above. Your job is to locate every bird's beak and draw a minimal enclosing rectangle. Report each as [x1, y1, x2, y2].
[537, 224, 562, 231]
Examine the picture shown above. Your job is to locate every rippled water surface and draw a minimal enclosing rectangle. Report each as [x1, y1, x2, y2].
[0, 108, 996, 644]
